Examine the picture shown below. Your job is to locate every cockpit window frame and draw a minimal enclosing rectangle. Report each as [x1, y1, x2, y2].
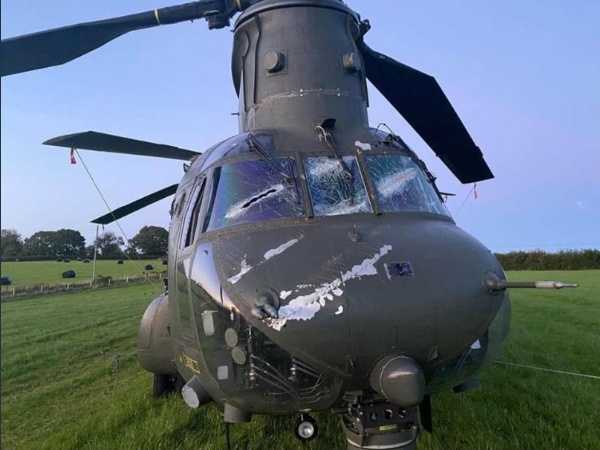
[195, 146, 450, 235]
[202, 155, 306, 233]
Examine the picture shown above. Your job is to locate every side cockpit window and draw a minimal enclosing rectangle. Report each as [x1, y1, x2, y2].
[304, 156, 372, 216]
[185, 179, 206, 247]
[206, 158, 304, 231]
[364, 154, 449, 216]
[180, 178, 206, 249]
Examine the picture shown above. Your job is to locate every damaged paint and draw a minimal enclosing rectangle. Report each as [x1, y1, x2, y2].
[335, 305, 344, 315]
[228, 236, 303, 285]
[264, 238, 300, 260]
[227, 257, 253, 284]
[355, 140, 372, 151]
[268, 245, 393, 330]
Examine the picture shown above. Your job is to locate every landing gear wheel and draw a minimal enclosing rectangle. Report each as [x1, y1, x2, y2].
[294, 414, 318, 442]
[152, 373, 179, 398]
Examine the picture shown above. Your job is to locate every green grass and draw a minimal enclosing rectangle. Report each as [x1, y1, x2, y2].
[0, 259, 163, 288]
[1, 271, 599, 450]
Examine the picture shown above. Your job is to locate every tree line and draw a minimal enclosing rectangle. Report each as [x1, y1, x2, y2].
[2, 227, 598, 269]
[495, 250, 600, 271]
[1, 226, 168, 261]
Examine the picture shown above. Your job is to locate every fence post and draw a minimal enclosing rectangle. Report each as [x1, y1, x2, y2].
[108, 278, 111, 287]
[91, 224, 99, 284]
[126, 275, 129, 283]
[12, 287, 16, 297]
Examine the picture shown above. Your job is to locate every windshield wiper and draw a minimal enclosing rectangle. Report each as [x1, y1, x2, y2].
[247, 133, 302, 202]
[247, 133, 293, 183]
[314, 124, 354, 184]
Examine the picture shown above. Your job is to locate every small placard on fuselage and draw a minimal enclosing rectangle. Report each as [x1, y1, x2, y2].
[385, 262, 414, 279]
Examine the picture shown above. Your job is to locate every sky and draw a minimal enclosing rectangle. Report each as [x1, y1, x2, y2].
[1, 0, 599, 252]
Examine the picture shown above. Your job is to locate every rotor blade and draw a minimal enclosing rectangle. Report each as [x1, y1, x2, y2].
[44, 131, 200, 161]
[92, 184, 179, 225]
[1, 0, 232, 77]
[360, 43, 493, 184]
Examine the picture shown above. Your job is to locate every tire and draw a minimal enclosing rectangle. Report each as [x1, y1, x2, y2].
[153, 373, 175, 398]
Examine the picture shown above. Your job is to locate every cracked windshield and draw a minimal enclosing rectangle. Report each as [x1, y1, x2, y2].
[206, 158, 304, 231]
[365, 154, 449, 216]
[305, 156, 372, 216]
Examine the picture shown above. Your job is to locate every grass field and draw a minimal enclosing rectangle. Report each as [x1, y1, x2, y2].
[0, 259, 163, 288]
[1, 271, 599, 450]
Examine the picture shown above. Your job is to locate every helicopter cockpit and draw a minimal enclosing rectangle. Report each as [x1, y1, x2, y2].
[167, 129, 507, 421]
[193, 132, 450, 232]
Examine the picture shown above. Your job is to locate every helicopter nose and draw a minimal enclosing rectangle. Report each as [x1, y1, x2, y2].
[247, 219, 506, 376]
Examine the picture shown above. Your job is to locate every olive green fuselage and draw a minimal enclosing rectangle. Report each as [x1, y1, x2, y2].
[140, 0, 509, 419]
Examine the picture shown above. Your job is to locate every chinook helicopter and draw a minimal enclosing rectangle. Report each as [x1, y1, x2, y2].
[1, 1, 577, 449]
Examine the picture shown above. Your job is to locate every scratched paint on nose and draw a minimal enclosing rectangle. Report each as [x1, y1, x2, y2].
[227, 236, 303, 285]
[264, 238, 299, 260]
[227, 257, 253, 284]
[268, 245, 393, 331]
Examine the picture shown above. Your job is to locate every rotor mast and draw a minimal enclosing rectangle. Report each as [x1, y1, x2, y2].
[232, 0, 370, 144]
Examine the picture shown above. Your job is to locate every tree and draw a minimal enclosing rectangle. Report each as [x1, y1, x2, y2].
[1, 229, 24, 257]
[23, 231, 56, 258]
[22, 229, 85, 258]
[124, 246, 139, 259]
[129, 226, 169, 257]
[95, 232, 124, 259]
[54, 229, 86, 258]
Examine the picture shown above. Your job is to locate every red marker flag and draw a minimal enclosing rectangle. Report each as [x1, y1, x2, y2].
[70, 148, 77, 165]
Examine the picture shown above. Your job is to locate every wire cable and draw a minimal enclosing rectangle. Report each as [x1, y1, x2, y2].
[452, 184, 476, 218]
[75, 150, 133, 244]
[494, 360, 600, 381]
[74, 150, 160, 285]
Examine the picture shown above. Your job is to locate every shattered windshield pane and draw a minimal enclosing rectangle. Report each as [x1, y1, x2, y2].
[365, 154, 448, 216]
[305, 156, 372, 216]
[206, 158, 304, 231]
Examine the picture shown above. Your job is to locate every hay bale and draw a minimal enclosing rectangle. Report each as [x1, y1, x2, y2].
[56, 258, 63, 262]
[144, 264, 154, 271]
[83, 259, 90, 263]
[62, 270, 76, 279]
[64, 259, 71, 263]
[0, 276, 11, 286]
[117, 260, 124, 265]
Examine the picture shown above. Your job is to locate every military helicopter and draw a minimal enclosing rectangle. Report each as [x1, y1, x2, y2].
[1, 1, 577, 449]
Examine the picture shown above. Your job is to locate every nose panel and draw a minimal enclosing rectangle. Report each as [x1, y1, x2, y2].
[217, 216, 504, 378]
